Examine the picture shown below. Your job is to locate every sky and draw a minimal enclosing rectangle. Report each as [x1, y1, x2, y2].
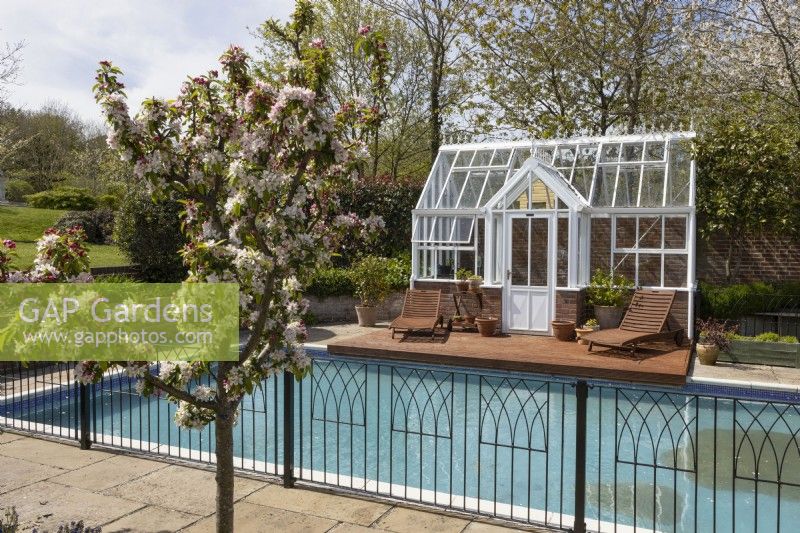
[2, 0, 295, 125]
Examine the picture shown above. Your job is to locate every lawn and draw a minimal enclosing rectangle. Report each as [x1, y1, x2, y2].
[0, 205, 130, 269]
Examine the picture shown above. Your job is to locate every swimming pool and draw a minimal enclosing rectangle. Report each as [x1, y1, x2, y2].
[3, 349, 800, 533]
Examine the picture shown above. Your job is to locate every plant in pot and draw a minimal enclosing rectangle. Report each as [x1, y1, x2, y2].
[475, 316, 499, 337]
[696, 318, 736, 365]
[455, 268, 472, 292]
[586, 269, 633, 329]
[468, 274, 483, 293]
[575, 318, 599, 345]
[352, 255, 391, 327]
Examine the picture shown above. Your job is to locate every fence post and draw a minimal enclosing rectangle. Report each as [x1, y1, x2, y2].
[282, 371, 295, 488]
[573, 380, 588, 533]
[79, 382, 91, 450]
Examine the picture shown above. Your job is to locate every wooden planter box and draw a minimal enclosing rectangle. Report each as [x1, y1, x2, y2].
[718, 339, 800, 368]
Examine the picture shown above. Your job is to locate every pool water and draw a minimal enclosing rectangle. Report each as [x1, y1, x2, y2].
[4, 351, 800, 533]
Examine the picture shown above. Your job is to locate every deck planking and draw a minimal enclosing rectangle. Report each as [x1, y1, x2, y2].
[326, 329, 691, 385]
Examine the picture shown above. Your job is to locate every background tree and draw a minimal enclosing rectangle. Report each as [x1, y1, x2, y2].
[81, 3, 386, 532]
[464, 0, 697, 137]
[695, 112, 800, 281]
[692, 0, 800, 138]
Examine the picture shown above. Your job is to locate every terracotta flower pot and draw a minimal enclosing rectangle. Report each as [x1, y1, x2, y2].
[355, 305, 377, 327]
[475, 317, 498, 337]
[468, 279, 482, 293]
[696, 343, 720, 366]
[455, 280, 469, 292]
[552, 320, 576, 341]
[575, 327, 597, 345]
[464, 314, 476, 325]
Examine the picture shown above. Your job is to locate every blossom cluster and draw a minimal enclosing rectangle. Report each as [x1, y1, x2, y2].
[0, 228, 93, 284]
[86, 21, 387, 429]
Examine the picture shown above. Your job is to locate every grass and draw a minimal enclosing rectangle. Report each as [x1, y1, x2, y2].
[0, 205, 130, 269]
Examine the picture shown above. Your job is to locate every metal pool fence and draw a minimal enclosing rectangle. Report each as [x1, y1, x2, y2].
[3, 355, 800, 533]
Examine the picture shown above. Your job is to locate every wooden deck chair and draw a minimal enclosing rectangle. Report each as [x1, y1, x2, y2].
[390, 289, 442, 341]
[583, 289, 684, 355]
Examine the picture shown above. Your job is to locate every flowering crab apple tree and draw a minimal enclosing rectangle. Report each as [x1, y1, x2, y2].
[0, 227, 93, 283]
[81, 5, 388, 532]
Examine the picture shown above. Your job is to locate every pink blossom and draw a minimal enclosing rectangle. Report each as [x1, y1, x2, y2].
[310, 38, 325, 49]
[2, 239, 15, 250]
[358, 25, 372, 36]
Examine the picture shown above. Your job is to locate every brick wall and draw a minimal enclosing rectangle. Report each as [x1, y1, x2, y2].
[698, 231, 800, 284]
[413, 280, 502, 323]
[307, 292, 404, 324]
[555, 289, 585, 325]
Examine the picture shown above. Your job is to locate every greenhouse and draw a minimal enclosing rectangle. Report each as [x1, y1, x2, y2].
[410, 132, 696, 335]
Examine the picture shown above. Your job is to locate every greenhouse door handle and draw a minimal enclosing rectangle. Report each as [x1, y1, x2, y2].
[506, 269, 511, 280]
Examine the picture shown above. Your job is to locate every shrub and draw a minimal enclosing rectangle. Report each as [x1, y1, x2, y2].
[383, 254, 411, 290]
[733, 332, 800, 343]
[55, 208, 115, 244]
[305, 267, 354, 297]
[352, 255, 392, 306]
[25, 187, 97, 210]
[114, 188, 187, 282]
[586, 269, 633, 307]
[697, 318, 736, 352]
[97, 193, 120, 210]
[698, 280, 800, 319]
[92, 273, 139, 283]
[5, 179, 34, 203]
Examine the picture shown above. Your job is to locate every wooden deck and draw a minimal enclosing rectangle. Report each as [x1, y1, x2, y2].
[327, 329, 691, 386]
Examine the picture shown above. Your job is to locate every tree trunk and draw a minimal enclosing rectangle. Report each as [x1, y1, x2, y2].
[429, 63, 442, 166]
[215, 407, 236, 533]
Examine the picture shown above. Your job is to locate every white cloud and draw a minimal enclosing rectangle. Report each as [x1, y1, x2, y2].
[2, 0, 294, 125]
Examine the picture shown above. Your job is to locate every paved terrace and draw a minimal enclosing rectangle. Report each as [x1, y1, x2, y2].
[0, 432, 539, 533]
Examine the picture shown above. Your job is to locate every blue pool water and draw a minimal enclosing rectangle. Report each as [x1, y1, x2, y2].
[4, 350, 800, 532]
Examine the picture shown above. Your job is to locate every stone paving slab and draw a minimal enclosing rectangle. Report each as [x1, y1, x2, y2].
[181, 501, 337, 532]
[328, 523, 394, 533]
[244, 483, 391, 526]
[375, 506, 472, 533]
[103, 464, 265, 515]
[3, 480, 143, 531]
[103, 505, 201, 533]
[50, 453, 170, 491]
[0, 430, 24, 443]
[0, 455, 64, 495]
[0, 436, 111, 470]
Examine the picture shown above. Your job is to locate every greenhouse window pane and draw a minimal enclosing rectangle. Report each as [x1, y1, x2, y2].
[590, 217, 611, 273]
[420, 152, 454, 208]
[454, 150, 475, 167]
[430, 217, 453, 242]
[531, 179, 556, 209]
[615, 216, 637, 249]
[667, 143, 691, 205]
[638, 216, 662, 249]
[436, 249, 455, 278]
[593, 166, 617, 206]
[576, 144, 598, 166]
[457, 171, 486, 208]
[510, 148, 530, 170]
[479, 170, 506, 206]
[510, 188, 529, 210]
[572, 167, 593, 199]
[491, 149, 511, 166]
[638, 253, 662, 286]
[451, 216, 475, 243]
[600, 143, 621, 162]
[534, 145, 554, 163]
[471, 149, 493, 167]
[621, 143, 643, 162]
[457, 249, 475, 275]
[437, 170, 467, 208]
[644, 141, 665, 161]
[663, 255, 688, 287]
[613, 165, 640, 207]
[553, 145, 577, 168]
[412, 216, 432, 241]
[613, 253, 636, 282]
[664, 216, 687, 249]
[639, 166, 665, 207]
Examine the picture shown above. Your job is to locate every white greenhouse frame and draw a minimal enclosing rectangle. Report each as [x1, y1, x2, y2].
[410, 132, 697, 336]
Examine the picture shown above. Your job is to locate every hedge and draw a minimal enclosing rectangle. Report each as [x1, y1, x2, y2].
[698, 280, 800, 319]
[305, 255, 411, 298]
[5, 179, 35, 202]
[25, 187, 97, 210]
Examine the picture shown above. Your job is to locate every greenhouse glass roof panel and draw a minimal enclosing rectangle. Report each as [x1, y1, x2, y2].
[417, 132, 694, 212]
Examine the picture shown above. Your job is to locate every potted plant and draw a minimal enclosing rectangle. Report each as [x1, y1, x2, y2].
[575, 318, 599, 345]
[455, 268, 472, 292]
[696, 318, 735, 365]
[551, 320, 576, 341]
[451, 314, 464, 326]
[475, 316, 499, 337]
[586, 269, 633, 329]
[352, 255, 391, 327]
[468, 274, 483, 293]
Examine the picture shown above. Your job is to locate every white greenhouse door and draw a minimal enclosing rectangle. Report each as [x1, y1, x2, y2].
[504, 214, 554, 334]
